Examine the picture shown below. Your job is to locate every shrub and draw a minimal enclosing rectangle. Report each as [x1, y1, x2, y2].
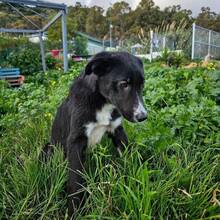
[0, 36, 28, 51]
[166, 51, 186, 67]
[45, 54, 64, 70]
[6, 46, 41, 75]
[160, 49, 187, 67]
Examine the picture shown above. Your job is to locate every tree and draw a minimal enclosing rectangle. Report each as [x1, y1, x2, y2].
[138, 0, 155, 10]
[131, 0, 162, 36]
[196, 7, 220, 32]
[73, 35, 88, 55]
[162, 5, 192, 30]
[0, 3, 48, 29]
[68, 2, 90, 33]
[106, 1, 131, 41]
[47, 14, 77, 41]
[85, 6, 107, 38]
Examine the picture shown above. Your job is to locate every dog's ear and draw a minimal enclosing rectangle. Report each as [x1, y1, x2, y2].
[85, 52, 118, 76]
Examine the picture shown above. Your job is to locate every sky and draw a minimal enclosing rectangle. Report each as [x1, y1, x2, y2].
[49, 0, 220, 16]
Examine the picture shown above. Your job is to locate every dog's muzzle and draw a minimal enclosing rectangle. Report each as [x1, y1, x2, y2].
[133, 99, 147, 122]
[135, 111, 147, 122]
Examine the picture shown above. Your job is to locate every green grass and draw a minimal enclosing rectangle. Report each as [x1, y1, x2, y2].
[0, 63, 220, 219]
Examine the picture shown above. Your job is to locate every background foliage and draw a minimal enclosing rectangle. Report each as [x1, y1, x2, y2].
[0, 0, 220, 42]
[73, 35, 88, 56]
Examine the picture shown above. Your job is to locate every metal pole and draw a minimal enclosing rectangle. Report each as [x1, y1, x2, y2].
[163, 36, 166, 50]
[61, 9, 68, 73]
[42, 10, 63, 32]
[1, 0, 67, 11]
[110, 24, 112, 48]
[208, 30, 211, 55]
[191, 23, 196, 60]
[150, 30, 153, 62]
[103, 39, 105, 50]
[39, 32, 46, 72]
[0, 28, 40, 34]
[109, 2, 112, 48]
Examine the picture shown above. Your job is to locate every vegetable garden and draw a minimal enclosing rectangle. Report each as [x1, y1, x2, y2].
[0, 62, 220, 219]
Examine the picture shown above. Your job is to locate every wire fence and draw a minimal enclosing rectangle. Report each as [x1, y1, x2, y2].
[192, 23, 220, 60]
[110, 31, 178, 59]
[123, 26, 192, 61]
[149, 31, 180, 61]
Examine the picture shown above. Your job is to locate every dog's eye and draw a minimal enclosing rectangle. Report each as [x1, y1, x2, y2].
[119, 81, 128, 89]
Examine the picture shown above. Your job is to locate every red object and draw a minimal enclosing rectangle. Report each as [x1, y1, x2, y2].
[51, 49, 63, 58]
[51, 50, 60, 57]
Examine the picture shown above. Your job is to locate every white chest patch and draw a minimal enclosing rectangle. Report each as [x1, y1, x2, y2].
[85, 104, 122, 146]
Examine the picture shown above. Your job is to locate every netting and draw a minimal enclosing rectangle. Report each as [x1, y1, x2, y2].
[193, 24, 220, 60]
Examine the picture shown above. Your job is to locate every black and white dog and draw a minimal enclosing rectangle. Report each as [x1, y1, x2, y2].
[50, 51, 147, 217]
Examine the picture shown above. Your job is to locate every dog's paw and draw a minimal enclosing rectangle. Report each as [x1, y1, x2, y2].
[39, 143, 55, 162]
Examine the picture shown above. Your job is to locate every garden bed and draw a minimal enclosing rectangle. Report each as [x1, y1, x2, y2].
[0, 62, 220, 219]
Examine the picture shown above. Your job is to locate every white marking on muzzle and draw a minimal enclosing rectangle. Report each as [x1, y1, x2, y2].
[133, 96, 147, 121]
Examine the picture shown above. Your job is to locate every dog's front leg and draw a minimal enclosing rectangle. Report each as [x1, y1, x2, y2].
[109, 125, 128, 155]
[66, 136, 87, 218]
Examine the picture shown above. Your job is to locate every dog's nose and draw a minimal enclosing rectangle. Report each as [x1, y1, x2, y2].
[133, 98, 147, 122]
[136, 112, 147, 122]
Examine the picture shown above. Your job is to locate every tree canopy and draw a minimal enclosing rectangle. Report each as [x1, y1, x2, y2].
[0, 1, 220, 41]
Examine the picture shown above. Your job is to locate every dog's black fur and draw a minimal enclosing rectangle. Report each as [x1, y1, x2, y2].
[49, 51, 147, 218]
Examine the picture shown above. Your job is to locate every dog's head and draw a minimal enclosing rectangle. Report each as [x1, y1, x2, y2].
[84, 51, 147, 122]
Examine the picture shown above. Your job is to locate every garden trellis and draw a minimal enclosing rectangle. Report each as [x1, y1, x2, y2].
[0, 0, 68, 72]
[191, 23, 220, 60]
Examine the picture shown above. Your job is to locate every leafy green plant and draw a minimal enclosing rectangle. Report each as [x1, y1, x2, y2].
[6, 46, 41, 75]
[0, 36, 29, 52]
[160, 49, 187, 67]
[160, 47, 170, 62]
[167, 51, 186, 67]
[0, 63, 220, 219]
[45, 54, 58, 69]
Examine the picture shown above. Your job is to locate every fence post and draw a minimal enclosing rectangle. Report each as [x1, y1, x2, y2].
[61, 9, 68, 73]
[150, 30, 153, 62]
[39, 32, 46, 72]
[191, 23, 196, 60]
[208, 30, 211, 55]
[162, 36, 166, 50]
